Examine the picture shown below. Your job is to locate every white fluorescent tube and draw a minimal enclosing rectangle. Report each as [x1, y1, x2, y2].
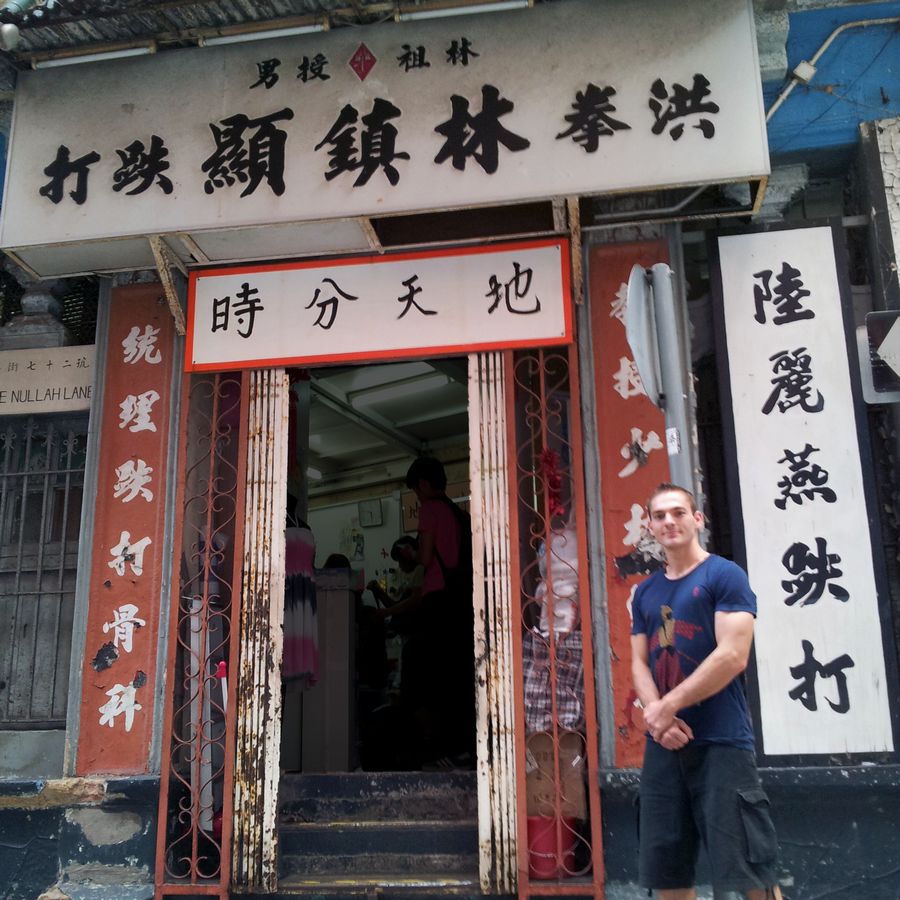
[202, 23, 325, 47]
[399, 1, 529, 21]
[33, 45, 155, 68]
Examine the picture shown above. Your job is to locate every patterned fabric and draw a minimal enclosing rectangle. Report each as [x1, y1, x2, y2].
[283, 526, 318, 685]
[523, 628, 584, 734]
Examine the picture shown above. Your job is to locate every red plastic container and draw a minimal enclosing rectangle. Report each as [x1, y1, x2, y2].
[527, 815, 577, 880]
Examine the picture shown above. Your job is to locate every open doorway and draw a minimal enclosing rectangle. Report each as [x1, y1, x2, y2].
[280, 356, 474, 774]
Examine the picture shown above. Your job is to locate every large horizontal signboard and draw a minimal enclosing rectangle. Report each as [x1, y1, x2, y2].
[1, 0, 767, 250]
[718, 226, 893, 756]
[187, 239, 571, 370]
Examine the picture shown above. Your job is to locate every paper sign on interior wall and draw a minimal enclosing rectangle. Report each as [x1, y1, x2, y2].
[718, 226, 893, 755]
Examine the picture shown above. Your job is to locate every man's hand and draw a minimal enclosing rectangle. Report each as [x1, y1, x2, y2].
[641, 696, 678, 741]
[657, 718, 693, 751]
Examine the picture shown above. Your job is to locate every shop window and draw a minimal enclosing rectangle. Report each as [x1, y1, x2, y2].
[0, 414, 87, 729]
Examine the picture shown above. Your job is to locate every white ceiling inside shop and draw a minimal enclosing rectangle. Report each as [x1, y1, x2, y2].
[303, 356, 469, 501]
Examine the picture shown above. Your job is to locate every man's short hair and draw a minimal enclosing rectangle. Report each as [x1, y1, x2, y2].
[405, 456, 447, 491]
[390, 535, 418, 561]
[646, 482, 698, 515]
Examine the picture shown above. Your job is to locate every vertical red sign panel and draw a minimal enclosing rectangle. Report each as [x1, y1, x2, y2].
[77, 285, 175, 775]
[589, 241, 672, 768]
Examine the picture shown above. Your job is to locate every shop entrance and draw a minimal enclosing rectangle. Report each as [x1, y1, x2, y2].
[280, 356, 474, 776]
[156, 347, 604, 898]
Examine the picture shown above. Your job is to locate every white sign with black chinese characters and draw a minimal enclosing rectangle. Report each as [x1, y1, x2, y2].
[0, 0, 767, 250]
[719, 227, 893, 755]
[0, 345, 94, 414]
[187, 239, 570, 370]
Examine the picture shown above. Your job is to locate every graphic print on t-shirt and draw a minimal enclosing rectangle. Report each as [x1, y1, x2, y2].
[648, 604, 703, 694]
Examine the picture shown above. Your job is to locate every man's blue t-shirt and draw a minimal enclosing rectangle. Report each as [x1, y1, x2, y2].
[631, 554, 756, 750]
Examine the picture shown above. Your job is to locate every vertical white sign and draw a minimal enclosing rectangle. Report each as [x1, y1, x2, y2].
[719, 227, 893, 755]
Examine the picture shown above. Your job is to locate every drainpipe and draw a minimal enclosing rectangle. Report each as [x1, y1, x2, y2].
[766, 16, 900, 122]
[1, 0, 42, 14]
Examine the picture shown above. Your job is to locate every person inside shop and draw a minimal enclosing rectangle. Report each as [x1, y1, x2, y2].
[401, 456, 475, 770]
[323, 552, 389, 723]
[368, 535, 425, 636]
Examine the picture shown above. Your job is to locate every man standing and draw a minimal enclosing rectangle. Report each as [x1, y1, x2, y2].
[631, 483, 780, 900]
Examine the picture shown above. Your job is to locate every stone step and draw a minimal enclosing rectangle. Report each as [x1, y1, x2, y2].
[278, 820, 478, 878]
[278, 772, 478, 823]
[244, 871, 483, 898]
[280, 819, 477, 858]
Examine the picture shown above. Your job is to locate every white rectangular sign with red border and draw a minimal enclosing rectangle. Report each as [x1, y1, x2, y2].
[187, 238, 571, 371]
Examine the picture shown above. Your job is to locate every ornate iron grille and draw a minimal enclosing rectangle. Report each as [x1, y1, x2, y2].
[156, 372, 248, 896]
[0, 414, 87, 729]
[509, 347, 605, 897]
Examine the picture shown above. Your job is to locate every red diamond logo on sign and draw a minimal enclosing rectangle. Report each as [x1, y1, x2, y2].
[349, 43, 377, 81]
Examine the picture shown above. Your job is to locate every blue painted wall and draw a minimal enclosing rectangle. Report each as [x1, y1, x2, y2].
[764, 2, 900, 166]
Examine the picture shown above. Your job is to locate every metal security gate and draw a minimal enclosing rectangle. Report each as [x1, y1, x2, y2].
[507, 346, 605, 899]
[156, 371, 249, 898]
[0, 414, 87, 729]
[471, 346, 604, 898]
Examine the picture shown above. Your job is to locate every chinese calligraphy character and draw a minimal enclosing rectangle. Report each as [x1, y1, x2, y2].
[98, 682, 142, 731]
[7, 362, 17, 372]
[297, 53, 330, 82]
[202, 108, 294, 197]
[250, 57, 280, 89]
[122, 325, 162, 365]
[39, 145, 101, 205]
[108, 530, 153, 578]
[446, 37, 478, 66]
[612, 356, 646, 400]
[315, 99, 409, 187]
[556, 83, 630, 152]
[113, 135, 173, 196]
[397, 44, 429, 71]
[761, 348, 824, 415]
[102, 603, 146, 654]
[622, 502, 649, 548]
[306, 278, 358, 330]
[396, 275, 436, 318]
[434, 84, 530, 174]
[211, 283, 264, 338]
[113, 459, 154, 504]
[649, 73, 719, 140]
[119, 390, 160, 433]
[781, 537, 849, 606]
[610, 283, 628, 324]
[788, 639, 854, 713]
[775, 443, 836, 509]
[618, 427, 663, 478]
[486, 262, 540, 315]
[753, 263, 814, 325]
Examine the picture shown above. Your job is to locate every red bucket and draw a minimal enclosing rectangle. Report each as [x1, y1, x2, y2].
[527, 815, 577, 880]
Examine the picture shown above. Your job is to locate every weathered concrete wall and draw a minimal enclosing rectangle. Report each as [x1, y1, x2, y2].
[0, 731, 65, 778]
[601, 766, 900, 899]
[0, 777, 157, 900]
[876, 117, 900, 279]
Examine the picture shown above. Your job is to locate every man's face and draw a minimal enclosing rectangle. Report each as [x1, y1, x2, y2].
[647, 490, 703, 552]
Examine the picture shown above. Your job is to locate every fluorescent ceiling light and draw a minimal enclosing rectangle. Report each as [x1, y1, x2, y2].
[399, 0, 530, 21]
[202, 23, 326, 47]
[33, 44, 155, 68]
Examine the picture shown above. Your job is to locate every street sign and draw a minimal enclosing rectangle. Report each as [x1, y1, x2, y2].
[863, 311, 900, 404]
